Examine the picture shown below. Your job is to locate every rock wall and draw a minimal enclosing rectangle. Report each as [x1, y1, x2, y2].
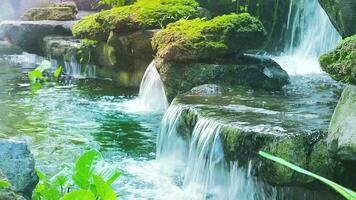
[319, 0, 356, 38]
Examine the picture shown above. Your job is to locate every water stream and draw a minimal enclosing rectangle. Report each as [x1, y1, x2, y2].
[0, 0, 345, 199]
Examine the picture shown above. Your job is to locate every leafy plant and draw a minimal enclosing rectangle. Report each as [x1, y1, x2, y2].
[28, 60, 63, 86]
[97, 0, 132, 7]
[33, 149, 121, 200]
[76, 39, 97, 65]
[0, 179, 11, 189]
[259, 151, 356, 200]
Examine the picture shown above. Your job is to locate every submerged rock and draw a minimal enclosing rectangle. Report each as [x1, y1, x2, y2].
[0, 20, 74, 54]
[327, 85, 356, 161]
[189, 84, 225, 96]
[156, 54, 289, 101]
[152, 13, 266, 62]
[319, 0, 356, 38]
[22, 2, 78, 21]
[71, 0, 200, 40]
[0, 139, 38, 199]
[320, 34, 356, 85]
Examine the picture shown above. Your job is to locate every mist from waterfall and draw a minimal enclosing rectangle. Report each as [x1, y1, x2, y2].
[274, 0, 341, 75]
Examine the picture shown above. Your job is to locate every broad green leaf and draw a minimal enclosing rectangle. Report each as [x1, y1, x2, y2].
[28, 69, 44, 84]
[259, 151, 356, 200]
[38, 184, 60, 200]
[93, 175, 117, 200]
[36, 60, 52, 72]
[53, 66, 63, 79]
[0, 179, 11, 188]
[72, 150, 102, 189]
[63, 189, 95, 200]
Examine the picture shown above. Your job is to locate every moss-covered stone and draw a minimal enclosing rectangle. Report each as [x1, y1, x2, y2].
[72, 0, 200, 39]
[22, 2, 78, 21]
[152, 13, 266, 61]
[320, 34, 356, 85]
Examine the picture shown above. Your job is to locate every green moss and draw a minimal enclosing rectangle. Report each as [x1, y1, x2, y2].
[320, 34, 356, 85]
[72, 0, 199, 39]
[152, 13, 266, 61]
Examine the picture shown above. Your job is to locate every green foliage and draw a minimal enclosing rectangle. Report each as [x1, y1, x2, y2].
[0, 179, 11, 189]
[77, 39, 97, 64]
[72, 0, 200, 39]
[152, 13, 266, 61]
[28, 60, 63, 87]
[320, 34, 356, 84]
[259, 151, 356, 200]
[98, 0, 128, 7]
[33, 149, 121, 200]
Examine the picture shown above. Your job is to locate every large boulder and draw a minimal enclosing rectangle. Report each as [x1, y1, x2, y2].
[320, 34, 356, 85]
[197, 0, 293, 51]
[0, 139, 38, 199]
[319, 0, 356, 38]
[156, 54, 289, 101]
[22, 2, 78, 21]
[152, 13, 266, 62]
[71, 0, 201, 40]
[327, 85, 356, 161]
[0, 171, 26, 200]
[0, 20, 74, 54]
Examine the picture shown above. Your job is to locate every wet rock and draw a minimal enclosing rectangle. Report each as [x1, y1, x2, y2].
[197, 0, 293, 51]
[320, 34, 356, 85]
[152, 13, 266, 62]
[157, 54, 289, 101]
[0, 41, 22, 55]
[319, 0, 356, 38]
[93, 30, 157, 69]
[42, 36, 81, 60]
[22, 2, 78, 21]
[0, 139, 38, 199]
[327, 85, 356, 161]
[189, 84, 224, 96]
[0, 171, 26, 200]
[0, 20, 74, 54]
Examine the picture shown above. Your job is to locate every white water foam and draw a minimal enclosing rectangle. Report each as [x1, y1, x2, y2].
[274, 0, 341, 75]
[124, 61, 169, 114]
[155, 105, 275, 200]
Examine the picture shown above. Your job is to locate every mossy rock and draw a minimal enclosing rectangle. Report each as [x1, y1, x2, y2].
[320, 34, 356, 85]
[22, 2, 78, 21]
[152, 13, 266, 62]
[72, 0, 200, 40]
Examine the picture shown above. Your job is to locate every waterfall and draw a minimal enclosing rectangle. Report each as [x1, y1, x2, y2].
[157, 105, 275, 199]
[124, 61, 169, 113]
[275, 0, 341, 75]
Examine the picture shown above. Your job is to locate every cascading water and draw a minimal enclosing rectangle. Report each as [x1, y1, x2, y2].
[275, 0, 341, 75]
[156, 105, 275, 200]
[124, 61, 169, 113]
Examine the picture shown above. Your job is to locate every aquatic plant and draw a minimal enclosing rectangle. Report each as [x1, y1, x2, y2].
[0, 179, 11, 189]
[32, 149, 121, 200]
[28, 60, 63, 84]
[259, 151, 356, 200]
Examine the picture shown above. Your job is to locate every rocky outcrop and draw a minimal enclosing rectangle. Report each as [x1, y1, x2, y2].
[156, 55, 289, 101]
[0, 139, 38, 199]
[167, 84, 353, 190]
[197, 0, 293, 51]
[327, 85, 356, 161]
[22, 2, 78, 21]
[0, 20, 74, 54]
[0, 171, 26, 200]
[320, 34, 356, 85]
[189, 84, 224, 96]
[152, 13, 266, 62]
[42, 35, 81, 60]
[319, 0, 356, 38]
[0, 41, 22, 55]
[71, 0, 201, 40]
